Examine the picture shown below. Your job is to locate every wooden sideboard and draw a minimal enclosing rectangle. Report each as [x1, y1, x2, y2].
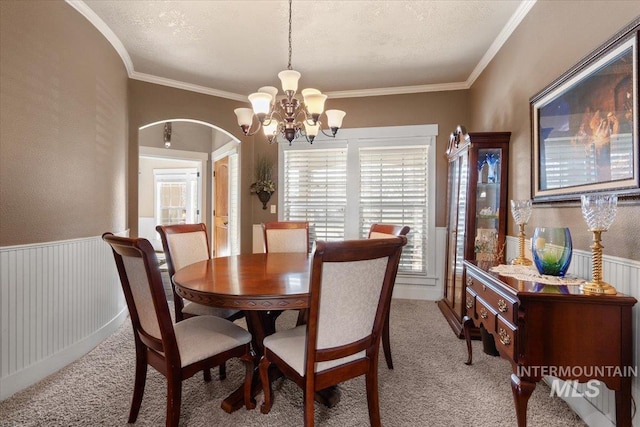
[462, 260, 637, 427]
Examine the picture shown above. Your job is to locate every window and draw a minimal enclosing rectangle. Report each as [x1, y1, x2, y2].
[154, 168, 199, 225]
[279, 125, 437, 280]
[282, 148, 347, 242]
[359, 145, 429, 273]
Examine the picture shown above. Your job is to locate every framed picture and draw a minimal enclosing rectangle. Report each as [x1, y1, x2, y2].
[531, 19, 639, 202]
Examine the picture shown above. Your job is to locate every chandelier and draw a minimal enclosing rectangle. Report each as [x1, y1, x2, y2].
[233, 0, 346, 144]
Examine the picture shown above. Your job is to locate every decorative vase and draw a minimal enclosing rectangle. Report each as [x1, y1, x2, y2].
[531, 227, 572, 276]
[485, 153, 499, 183]
[256, 191, 272, 210]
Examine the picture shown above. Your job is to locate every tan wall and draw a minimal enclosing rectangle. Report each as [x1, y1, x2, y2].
[0, 0, 128, 246]
[139, 121, 214, 152]
[127, 80, 260, 252]
[469, 2, 640, 259]
[129, 80, 469, 253]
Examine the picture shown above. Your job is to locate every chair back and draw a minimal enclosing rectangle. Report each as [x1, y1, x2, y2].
[156, 223, 211, 277]
[156, 223, 211, 320]
[102, 233, 177, 357]
[306, 237, 406, 371]
[368, 223, 410, 240]
[263, 221, 309, 253]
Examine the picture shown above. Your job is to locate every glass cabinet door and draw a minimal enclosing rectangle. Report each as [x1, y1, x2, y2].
[474, 148, 503, 261]
[445, 151, 468, 313]
[445, 156, 461, 308]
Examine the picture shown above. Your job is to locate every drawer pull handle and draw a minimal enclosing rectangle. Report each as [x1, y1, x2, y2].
[466, 277, 473, 286]
[466, 296, 474, 309]
[498, 299, 508, 312]
[480, 308, 488, 319]
[498, 328, 511, 346]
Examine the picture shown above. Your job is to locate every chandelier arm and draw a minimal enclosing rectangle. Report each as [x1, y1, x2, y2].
[319, 128, 337, 138]
[241, 121, 264, 137]
[294, 109, 309, 124]
[270, 111, 285, 123]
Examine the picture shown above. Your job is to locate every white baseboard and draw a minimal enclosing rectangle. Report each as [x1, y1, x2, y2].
[0, 307, 128, 400]
[560, 394, 615, 427]
[394, 283, 441, 300]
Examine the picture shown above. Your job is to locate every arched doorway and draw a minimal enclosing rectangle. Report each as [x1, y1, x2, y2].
[138, 119, 241, 256]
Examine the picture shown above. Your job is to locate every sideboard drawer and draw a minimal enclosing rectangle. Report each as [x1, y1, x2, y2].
[465, 287, 477, 318]
[495, 315, 516, 361]
[475, 297, 497, 331]
[467, 275, 517, 325]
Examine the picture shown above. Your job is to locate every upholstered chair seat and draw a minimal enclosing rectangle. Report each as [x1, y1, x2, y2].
[173, 316, 251, 367]
[263, 325, 365, 375]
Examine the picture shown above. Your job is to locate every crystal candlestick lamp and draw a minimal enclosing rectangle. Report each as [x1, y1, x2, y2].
[580, 194, 618, 295]
[511, 199, 533, 265]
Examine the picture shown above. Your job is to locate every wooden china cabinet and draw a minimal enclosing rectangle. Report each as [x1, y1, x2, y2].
[437, 126, 510, 337]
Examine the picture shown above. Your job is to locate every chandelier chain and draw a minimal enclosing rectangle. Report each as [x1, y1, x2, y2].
[287, 0, 292, 70]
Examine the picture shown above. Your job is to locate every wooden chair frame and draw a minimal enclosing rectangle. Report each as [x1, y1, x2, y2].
[103, 233, 254, 427]
[156, 223, 244, 380]
[368, 223, 410, 370]
[259, 237, 406, 427]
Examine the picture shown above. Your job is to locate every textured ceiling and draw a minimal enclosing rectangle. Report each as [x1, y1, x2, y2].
[76, 0, 530, 99]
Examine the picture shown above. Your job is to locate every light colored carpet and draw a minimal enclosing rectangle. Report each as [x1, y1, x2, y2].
[0, 299, 585, 426]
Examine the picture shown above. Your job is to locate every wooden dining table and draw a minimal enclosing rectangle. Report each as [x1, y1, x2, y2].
[173, 252, 329, 413]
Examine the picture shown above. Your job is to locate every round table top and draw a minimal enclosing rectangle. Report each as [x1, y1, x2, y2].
[172, 252, 311, 310]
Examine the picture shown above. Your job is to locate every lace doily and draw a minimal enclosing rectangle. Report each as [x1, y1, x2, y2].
[489, 264, 585, 286]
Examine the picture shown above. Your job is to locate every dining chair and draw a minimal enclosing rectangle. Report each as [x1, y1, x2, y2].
[262, 221, 310, 324]
[368, 223, 410, 370]
[156, 223, 245, 380]
[102, 233, 254, 427]
[262, 221, 310, 253]
[259, 237, 407, 427]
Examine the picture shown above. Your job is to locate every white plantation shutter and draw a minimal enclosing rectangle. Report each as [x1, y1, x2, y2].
[282, 148, 347, 241]
[359, 146, 429, 273]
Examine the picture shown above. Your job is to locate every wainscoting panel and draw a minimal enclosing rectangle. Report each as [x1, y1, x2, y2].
[506, 236, 639, 427]
[0, 233, 128, 400]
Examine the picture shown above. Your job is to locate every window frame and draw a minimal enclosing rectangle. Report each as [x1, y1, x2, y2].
[278, 124, 438, 283]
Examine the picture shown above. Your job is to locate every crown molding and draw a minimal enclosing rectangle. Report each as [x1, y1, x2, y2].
[129, 71, 247, 102]
[466, 0, 537, 87]
[66, 0, 535, 101]
[326, 81, 469, 98]
[65, 0, 134, 75]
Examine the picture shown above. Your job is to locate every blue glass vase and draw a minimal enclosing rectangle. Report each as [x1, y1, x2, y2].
[531, 227, 572, 276]
[485, 153, 499, 183]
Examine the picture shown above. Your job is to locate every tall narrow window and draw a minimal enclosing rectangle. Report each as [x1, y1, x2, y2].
[359, 145, 429, 273]
[282, 148, 347, 241]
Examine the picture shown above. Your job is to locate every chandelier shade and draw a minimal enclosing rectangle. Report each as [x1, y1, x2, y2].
[233, 0, 345, 144]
